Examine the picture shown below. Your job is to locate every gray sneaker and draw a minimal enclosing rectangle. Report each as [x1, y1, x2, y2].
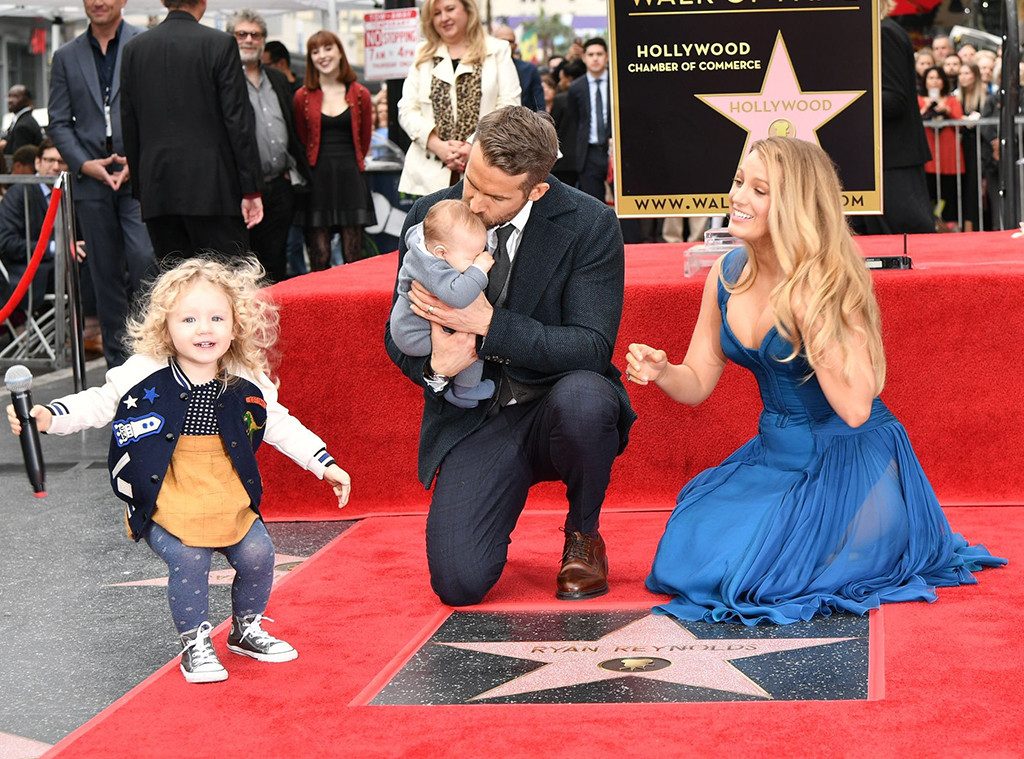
[179, 621, 228, 684]
[227, 614, 298, 663]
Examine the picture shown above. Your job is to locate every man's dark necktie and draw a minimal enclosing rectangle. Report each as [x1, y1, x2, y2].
[486, 224, 515, 305]
[486, 224, 516, 408]
[595, 79, 608, 144]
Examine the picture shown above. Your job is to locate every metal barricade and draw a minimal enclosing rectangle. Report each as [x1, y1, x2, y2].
[920, 115, 1024, 233]
[0, 171, 87, 391]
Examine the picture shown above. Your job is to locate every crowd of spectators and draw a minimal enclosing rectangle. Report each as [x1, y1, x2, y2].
[910, 31, 1021, 232]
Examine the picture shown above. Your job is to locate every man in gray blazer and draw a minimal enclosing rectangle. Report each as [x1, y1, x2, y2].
[47, 0, 155, 367]
[386, 106, 635, 607]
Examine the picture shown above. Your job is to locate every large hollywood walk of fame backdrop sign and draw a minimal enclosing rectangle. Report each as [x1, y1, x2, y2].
[609, 0, 882, 217]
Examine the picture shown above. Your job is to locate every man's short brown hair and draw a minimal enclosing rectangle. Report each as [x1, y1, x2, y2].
[35, 138, 57, 160]
[423, 199, 486, 250]
[475, 106, 559, 191]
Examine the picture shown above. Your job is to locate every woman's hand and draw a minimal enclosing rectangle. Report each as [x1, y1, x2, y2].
[624, 344, 668, 385]
[427, 134, 467, 172]
[450, 141, 471, 173]
[439, 140, 468, 173]
[7, 404, 52, 435]
[323, 464, 351, 508]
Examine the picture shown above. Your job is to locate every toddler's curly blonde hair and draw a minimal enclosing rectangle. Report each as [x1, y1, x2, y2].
[125, 256, 279, 381]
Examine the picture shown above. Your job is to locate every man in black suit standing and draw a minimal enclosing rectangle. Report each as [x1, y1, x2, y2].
[850, 13, 934, 235]
[48, 0, 155, 367]
[492, 26, 545, 112]
[229, 10, 310, 283]
[550, 58, 585, 189]
[385, 106, 635, 607]
[0, 85, 43, 159]
[120, 0, 263, 260]
[567, 38, 611, 201]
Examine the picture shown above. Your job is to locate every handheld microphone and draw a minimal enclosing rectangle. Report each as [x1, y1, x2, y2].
[4, 365, 46, 497]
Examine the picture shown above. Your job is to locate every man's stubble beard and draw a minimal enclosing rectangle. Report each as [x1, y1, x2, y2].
[476, 210, 518, 229]
[470, 198, 528, 229]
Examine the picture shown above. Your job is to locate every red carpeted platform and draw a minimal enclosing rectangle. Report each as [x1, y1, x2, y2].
[258, 231, 1024, 520]
[44, 508, 1021, 758]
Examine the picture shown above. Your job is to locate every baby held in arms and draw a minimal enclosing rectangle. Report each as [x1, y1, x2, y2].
[389, 199, 496, 408]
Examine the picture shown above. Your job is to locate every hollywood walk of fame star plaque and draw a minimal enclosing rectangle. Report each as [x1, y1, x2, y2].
[608, 0, 882, 216]
[105, 553, 306, 588]
[367, 610, 873, 705]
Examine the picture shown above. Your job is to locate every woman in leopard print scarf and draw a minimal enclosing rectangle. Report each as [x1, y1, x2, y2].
[397, 0, 521, 197]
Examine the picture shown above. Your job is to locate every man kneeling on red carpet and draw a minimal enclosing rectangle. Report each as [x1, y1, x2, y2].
[385, 106, 636, 606]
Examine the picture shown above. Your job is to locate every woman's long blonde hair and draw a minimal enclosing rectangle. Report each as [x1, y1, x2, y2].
[726, 137, 886, 392]
[126, 256, 279, 381]
[414, 0, 487, 67]
[957, 62, 986, 114]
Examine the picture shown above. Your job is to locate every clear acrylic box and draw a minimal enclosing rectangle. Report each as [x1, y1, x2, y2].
[683, 229, 742, 277]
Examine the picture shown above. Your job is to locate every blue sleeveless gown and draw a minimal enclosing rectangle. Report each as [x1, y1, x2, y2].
[646, 249, 1006, 625]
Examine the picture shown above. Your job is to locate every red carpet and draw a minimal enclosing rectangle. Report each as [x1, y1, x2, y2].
[257, 231, 1024, 520]
[45, 508, 1020, 758]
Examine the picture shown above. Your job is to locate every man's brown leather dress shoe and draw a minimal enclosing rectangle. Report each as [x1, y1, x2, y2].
[556, 529, 609, 600]
[82, 335, 104, 360]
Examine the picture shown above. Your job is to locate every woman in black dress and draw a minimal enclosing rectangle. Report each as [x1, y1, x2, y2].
[294, 30, 375, 269]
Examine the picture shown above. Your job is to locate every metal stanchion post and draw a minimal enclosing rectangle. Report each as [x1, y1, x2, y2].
[976, 128, 985, 232]
[999, 0, 1020, 229]
[55, 173, 87, 391]
[21, 190, 34, 317]
[53, 176, 68, 371]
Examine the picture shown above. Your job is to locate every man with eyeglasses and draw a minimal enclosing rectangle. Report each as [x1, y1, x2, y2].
[47, 0, 155, 367]
[120, 0, 262, 260]
[227, 10, 310, 283]
[0, 140, 68, 313]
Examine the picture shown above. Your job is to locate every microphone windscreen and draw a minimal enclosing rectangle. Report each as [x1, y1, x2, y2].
[4, 364, 33, 393]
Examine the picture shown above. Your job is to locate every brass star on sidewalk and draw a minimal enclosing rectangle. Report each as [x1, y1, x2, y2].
[440, 614, 852, 700]
[697, 32, 864, 154]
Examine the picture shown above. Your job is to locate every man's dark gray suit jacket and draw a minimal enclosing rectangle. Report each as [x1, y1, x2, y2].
[47, 22, 143, 202]
[385, 177, 636, 487]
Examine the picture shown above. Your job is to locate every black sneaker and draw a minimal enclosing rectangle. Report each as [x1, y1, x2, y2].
[179, 621, 228, 684]
[227, 614, 298, 663]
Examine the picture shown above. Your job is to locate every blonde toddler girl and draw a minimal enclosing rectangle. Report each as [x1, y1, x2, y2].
[7, 257, 351, 683]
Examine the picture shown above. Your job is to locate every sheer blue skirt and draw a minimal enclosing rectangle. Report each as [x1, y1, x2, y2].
[646, 407, 1006, 626]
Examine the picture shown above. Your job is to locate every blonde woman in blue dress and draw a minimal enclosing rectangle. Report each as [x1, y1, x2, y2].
[625, 136, 1005, 625]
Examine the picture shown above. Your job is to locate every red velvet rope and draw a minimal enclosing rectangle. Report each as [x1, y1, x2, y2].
[0, 185, 63, 324]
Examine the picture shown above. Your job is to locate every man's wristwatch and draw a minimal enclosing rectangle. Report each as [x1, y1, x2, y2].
[423, 362, 451, 393]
